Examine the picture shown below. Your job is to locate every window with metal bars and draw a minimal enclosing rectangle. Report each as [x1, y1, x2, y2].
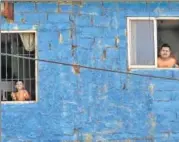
[1, 32, 36, 102]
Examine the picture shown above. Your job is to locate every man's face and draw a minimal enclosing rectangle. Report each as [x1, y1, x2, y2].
[15, 81, 24, 90]
[160, 47, 171, 59]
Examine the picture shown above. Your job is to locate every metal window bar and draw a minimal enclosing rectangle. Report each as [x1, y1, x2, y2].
[18, 54, 34, 56]
[28, 35, 32, 97]
[4, 33, 8, 101]
[22, 34, 25, 88]
[17, 34, 19, 84]
[2, 78, 35, 81]
[11, 34, 14, 99]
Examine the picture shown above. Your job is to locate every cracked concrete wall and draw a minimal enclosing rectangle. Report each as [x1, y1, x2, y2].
[1, 2, 179, 142]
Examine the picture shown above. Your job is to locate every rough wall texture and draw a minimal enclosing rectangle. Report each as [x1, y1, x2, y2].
[1, 2, 179, 142]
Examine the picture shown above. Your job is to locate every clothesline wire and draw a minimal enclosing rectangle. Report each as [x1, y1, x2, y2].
[1, 53, 179, 82]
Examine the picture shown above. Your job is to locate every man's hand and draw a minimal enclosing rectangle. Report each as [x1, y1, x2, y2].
[11, 92, 16, 101]
[174, 64, 179, 68]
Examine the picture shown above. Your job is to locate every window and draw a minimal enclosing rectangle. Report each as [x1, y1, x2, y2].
[127, 17, 179, 69]
[1, 31, 37, 102]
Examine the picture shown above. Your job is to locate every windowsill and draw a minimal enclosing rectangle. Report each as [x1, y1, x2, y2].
[1, 100, 37, 104]
[130, 68, 179, 70]
[156, 68, 179, 70]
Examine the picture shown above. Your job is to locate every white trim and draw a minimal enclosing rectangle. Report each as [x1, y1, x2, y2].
[128, 65, 156, 69]
[154, 19, 158, 68]
[1, 30, 36, 33]
[127, 17, 156, 20]
[131, 68, 179, 71]
[35, 31, 38, 102]
[0, 30, 38, 104]
[156, 17, 179, 20]
[128, 17, 179, 20]
[127, 18, 131, 68]
[1, 101, 36, 104]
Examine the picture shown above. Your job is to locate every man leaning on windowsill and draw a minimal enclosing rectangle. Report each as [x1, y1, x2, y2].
[157, 43, 179, 68]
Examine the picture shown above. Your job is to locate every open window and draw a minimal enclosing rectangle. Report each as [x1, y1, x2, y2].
[128, 17, 179, 69]
[1, 31, 37, 103]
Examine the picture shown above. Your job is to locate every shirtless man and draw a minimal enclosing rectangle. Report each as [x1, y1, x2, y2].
[158, 44, 178, 68]
[11, 80, 31, 101]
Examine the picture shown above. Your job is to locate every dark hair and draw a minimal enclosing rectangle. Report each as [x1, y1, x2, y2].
[14, 80, 24, 84]
[160, 43, 171, 51]
[14, 80, 24, 92]
[158, 43, 178, 60]
[158, 43, 172, 57]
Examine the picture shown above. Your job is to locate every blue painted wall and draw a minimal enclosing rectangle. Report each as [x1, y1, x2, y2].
[1, 2, 179, 141]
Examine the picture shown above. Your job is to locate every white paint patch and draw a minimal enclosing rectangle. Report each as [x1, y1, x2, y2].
[148, 83, 155, 95]
[32, 25, 38, 30]
[111, 15, 119, 29]
[13, 24, 19, 30]
[154, 7, 165, 14]
[59, 33, 63, 44]
[88, 12, 98, 16]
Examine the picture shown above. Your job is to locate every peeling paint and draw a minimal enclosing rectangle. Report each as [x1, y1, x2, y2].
[148, 83, 155, 95]
[111, 13, 118, 29]
[48, 42, 52, 50]
[32, 24, 38, 30]
[21, 18, 25, 23]
[72, 64, 80, 74]
[148, 113, 156, 136]
[154, 7, 165, 14]
[12, 24, 18, 30]
[59, 33, 63, 44]
[84, 134, 93, 142]
[101, 49, 107, 60]
[115, 36, 120, 47]
[125, 29, 127, 36]
[88, 12, 98, 16]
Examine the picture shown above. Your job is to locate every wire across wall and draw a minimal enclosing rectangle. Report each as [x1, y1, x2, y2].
[1, 1, 179, 102]
[1, 52, 179, 82]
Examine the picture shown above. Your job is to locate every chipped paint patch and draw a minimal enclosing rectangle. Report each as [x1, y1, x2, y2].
[101, 49, 107, 60]
[148, 113, 156, 136]
[59, 33, 63, 44]
[84, 133, 93, 142]
[32, 24, 38, 30]
[72, 64, 80, 74]
[115, 36, 120, 47]
[12, 24, 19, 30]
[148, 83, 155, 95]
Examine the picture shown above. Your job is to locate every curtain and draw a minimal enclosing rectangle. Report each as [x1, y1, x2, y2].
[1, 3, 4, 13]
[20, 33, 35, 52]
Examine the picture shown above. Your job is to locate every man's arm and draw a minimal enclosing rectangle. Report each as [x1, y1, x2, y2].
[11, 92, 16, 101]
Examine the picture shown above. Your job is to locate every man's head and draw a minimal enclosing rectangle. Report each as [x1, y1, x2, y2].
[159, 44, 172, 59]
[15, 80, 24, 90]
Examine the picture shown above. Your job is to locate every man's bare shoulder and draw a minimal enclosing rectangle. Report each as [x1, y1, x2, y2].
[169, 57, 177, 62]
[158, 57, 176, 61]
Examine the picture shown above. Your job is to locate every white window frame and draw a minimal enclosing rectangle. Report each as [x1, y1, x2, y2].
[1, 30, 38, 104]
[127, 17, 179, 69]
